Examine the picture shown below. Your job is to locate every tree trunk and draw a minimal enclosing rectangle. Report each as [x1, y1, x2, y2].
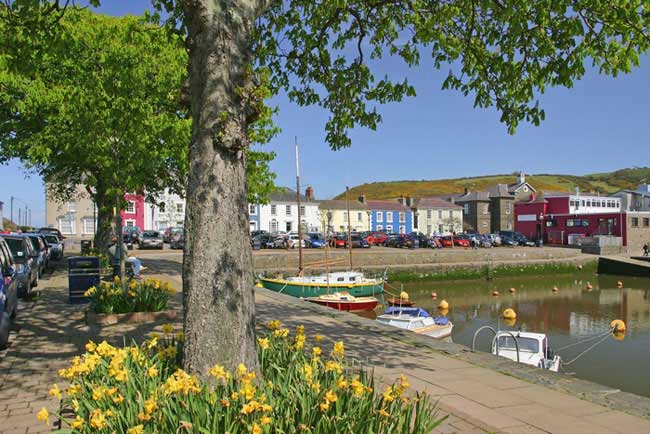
[93, 185, 113, 256]
[113, 195, 126, 285]
[181, 0, 261, 375]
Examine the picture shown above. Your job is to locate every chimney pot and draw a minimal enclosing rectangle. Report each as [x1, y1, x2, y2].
[358, 194, 366, 204]
[305, 186, 314, 201]
[464, 188, 469, 195]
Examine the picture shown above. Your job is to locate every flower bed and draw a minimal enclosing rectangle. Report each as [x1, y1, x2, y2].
[39, 322, 443, 433]
[84, 277, 175, 315]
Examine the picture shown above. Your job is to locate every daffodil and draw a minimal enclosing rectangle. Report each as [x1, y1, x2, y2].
[127, 425, 145, 434]
[113, 394, 125, 404]
[320, 401, 330, 412]
[378, 408, 390, 418]
[147, 336, 158, 349]
[209, 364, 228, 380]
[267, 320, 281, 330]
[220, 398, 230, 407]
[337, 377, 349, 389]
[37, 407, 49, 425]
[85, 340, 97, 352]
[273, 328, 289, 338]
[89, 409, 108, 429]
[162, 323, 173, 334]
[70, 415, 84, 429]
[296, 324, 305, 335]
[236, 363, 247, 377]
[382, 385, 395, 402]
[49, 384, 62, 399]
[332, 341, 345, 358]
[325, 361, 342, 374]
[251, 422, 262, 434]
[314, 334, 323, 342]
[325, 389, 337, 403]
[312, 346, 322, 357]
[261, 416, 272, 425]
[257, 337, 270, 350]
[147, 366, 159, 378]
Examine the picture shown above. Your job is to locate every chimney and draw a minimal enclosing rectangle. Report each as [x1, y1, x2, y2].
[305, 186, 314, 201]
[463, 188, 469, 195]
[358, 193, 366, 204]
[518, 171, 526, 184]
[406, 196, 414, 207]
[398, 195, 406, 205]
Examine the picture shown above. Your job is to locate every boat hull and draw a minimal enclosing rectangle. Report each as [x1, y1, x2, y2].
[259, 278, 383, 298]
[307, 298, 378, 311]
[385, 298, 415, 307]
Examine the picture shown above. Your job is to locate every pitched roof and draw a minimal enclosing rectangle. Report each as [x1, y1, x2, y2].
[455, 191, 491, 202]
[507, 181, 537, 193]
[413, 197, 462, 209]
[319, 200, 368, 210]
[366, 200, 411, 212]
[486, 184, 515, 199]
[269, 187, 317, 203]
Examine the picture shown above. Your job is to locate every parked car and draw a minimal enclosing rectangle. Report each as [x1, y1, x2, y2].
[477, 234, 492, 248]
[439, 236, 455, 248]
[410, 233, 431, 248]
[163, 226, 184, 243]
[274, 233, 306, 249]
[1, 234, 38, 297]
[253, 233, 275, 249]
[123, 226, 142, 249]
[0, 237, 18, 349]
[38, 227, 64, 240]
[308, 233, 327, 248]
[25, 234, 48, 277]
[365, 232, 388, 246]
[170, 233, 185, 250]
[500, 235, 518, 246]
[386, 234, 418, 248]
[42, 234, 64, 261]
[140, 231, 164, 250]
[251, 229, 269, 238]
[453, 235, 471, 248]
[498, 231, 535, 247]
[486, 234, 502, 246]
[331, 236, 347, 248]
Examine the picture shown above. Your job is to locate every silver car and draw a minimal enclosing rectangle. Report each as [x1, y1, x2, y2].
[139, 231, 164, 250]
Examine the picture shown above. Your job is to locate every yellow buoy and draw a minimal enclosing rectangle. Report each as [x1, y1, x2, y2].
[504, 317, 517, 327]
[502, 308, 517, 319]
[255, 282, 263, 288]
[399, 291, 409, 300]
[431, 291, 438, 299]
[610, 319, 626, 332]
[492, 290, 499, 296]
[509, 287, 516, 293]
[552, 286, 559, 292]
[612, 331, 626, 341]
[438, 308, 449, 317]
[438, 299, 449, 310]
[617, 281, 623, 288]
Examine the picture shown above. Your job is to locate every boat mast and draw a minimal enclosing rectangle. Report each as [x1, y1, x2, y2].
[346, 186, 353, 270]
[295, 137, 304, 274]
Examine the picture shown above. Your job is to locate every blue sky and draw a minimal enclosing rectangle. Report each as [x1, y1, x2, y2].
[1, 0, 648, 226]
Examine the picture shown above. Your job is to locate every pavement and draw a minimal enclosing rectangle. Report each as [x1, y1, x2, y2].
[1, 256, 650, 433]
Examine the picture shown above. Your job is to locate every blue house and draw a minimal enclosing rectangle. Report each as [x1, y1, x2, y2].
[365, 199, 413, 233]
[248, 203, 260, 233]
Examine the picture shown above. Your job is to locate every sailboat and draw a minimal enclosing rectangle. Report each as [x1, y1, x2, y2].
[258, 140, 384, 301]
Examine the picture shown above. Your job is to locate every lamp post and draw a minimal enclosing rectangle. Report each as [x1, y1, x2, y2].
[539, 212, 544, 243]
[367, 211, 371, 231]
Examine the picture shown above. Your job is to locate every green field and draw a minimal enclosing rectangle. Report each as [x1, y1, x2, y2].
[335, 167, 650, 200]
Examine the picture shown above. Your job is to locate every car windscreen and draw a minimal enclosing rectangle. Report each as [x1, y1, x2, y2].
[4, 238, 27, 262]
[143, 231, 160, 238]
[497, 336, 539, 353]
[26, 236, 41, 251]
[44, 235, 59, 244]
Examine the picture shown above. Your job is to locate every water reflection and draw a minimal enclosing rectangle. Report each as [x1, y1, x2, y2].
[379, 272, 650, 398]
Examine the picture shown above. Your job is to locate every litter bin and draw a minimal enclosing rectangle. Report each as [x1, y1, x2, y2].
[80, 240, 93, 255]
[68, 256, 100, 303]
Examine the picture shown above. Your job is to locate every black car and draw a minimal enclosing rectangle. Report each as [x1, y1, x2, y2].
[0, 237, 18, 349]
[253, 233, 275, 249]
[38, 227, 64, 240]
[387, 234, 419, 249]
[123, 226, 142, 249]
[0, 234, 39, 297]
[25, 233, 48, 276]
[169, 232, 185, 250]
[410, 232, 431, 248]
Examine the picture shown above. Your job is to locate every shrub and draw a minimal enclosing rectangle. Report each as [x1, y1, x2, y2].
[40, 322, 443, 433]
[84, 277, 175, 314]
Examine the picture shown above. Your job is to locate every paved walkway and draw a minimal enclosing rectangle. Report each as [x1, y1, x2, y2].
[1, 259, 650, 433]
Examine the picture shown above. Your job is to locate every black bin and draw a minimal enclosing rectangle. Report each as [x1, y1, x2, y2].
[68, 256, 100, 303]
[80, 240, 93, 255]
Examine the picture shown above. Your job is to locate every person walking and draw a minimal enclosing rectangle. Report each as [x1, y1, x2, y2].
[643, 243, 649, 257]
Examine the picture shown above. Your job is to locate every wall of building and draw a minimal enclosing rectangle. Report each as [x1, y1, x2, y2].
[490, 198, 514, 233]
[258, 202, 321, 233]
[121, 194, 145, 230]
[45, 187, 97, 240]
[321, 209, 370, 233]
[460, 201, 491, 233]
[414, 209, 463, 235]
[371, 210, 412, 233]
[626, 212, 650, 253]
[144, 191, 186, 231]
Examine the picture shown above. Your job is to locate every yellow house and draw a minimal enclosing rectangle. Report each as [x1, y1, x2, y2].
[319, 200, 371, 233]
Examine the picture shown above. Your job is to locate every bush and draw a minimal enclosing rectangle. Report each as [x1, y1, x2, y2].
[84, 277, 175, 314]
[39, 322, 442, 433]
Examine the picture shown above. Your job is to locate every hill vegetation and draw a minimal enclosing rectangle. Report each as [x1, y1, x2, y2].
[335, 167, 650, 200]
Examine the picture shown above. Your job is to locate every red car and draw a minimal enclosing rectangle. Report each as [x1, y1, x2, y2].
[366, 232, 388, 246]
[440, 236, 454, 247]
[331, 237, 347, 248]
[454, 236, 471, 248]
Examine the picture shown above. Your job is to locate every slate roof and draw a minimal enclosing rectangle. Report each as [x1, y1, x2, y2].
[455, 191, 491, 202]
[413, 197, 462, 209]
[507, 181, 536, 193]
[319, 200, 368, 210]
[269, 188, 317, 203]
[366, 200, 411, 212]
[486, 184, 515, 199]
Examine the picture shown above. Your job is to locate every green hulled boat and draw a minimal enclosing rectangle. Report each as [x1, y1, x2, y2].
[259, 271, 384, 298]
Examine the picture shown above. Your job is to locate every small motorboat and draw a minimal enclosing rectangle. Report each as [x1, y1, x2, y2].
[306, 292, 379, 311]
[376, 307, 453, 339]
[385, 297, 415, 307]
[491, 331, 561, 372]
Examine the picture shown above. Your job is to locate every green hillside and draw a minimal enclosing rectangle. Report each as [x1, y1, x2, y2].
[335, 167, 650, 200]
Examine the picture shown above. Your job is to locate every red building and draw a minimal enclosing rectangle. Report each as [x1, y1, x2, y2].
[515, 193, 627, 245]
[121, 194, 145, 231]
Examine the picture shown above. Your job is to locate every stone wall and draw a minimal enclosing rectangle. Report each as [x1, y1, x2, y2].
[626, 212, 650, 254]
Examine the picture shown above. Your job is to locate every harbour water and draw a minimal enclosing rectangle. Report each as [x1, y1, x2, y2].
[388, 272, 650, 398]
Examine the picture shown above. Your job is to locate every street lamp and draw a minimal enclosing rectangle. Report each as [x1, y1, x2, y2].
[367, 210, 371, 231]
[539, 213, 544, 242]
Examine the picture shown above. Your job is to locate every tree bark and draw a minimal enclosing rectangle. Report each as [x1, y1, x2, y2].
[181, 0, 262, 375]
[93, 184, 113, 256]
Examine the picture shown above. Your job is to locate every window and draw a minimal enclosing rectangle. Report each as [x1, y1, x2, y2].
[159, 202, 166, 212]
[386, 225, 393, 232]
[126, 200, 136, 213]
[271, 205, 277, 215]
[631, 217, 639, 227]
[644, 218, 649, 227]
[270, 219, 278, 233]
[376, 225, 383, 231]
[249, 204, 256, 215]
[357, 212, 363, 222]
[386, 212, 393, 223]
[67, 201, 77, 212]
[567, 219, 589, 227]
[176, 203, 184, 213]
[463, 204, 469, 215]
[427, 224, 432, 234]
[581, 200, 585, 207]
[376, 213, 383, 223]
[483, 205, 489, 215]
[399, 212, 405, 223]
[82, 218, 96, 234]
[586, 200, 591, 207]
[285, 221, 292, 232]
[343, 212, 348, 222]
[300, 205, 306, 215]
[439, 210, 443, 219]
[449, 210, 453, 219]
[427, 209, 432, 219]
[125, 220, 135, 227]
[438, 224, 444, 233]
[58, 215, 75, 235]
[285, 205, 291, 216]
[399, 225, 406, 234]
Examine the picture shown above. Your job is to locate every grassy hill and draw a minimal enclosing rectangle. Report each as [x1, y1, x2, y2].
[335, 167, 650, 200]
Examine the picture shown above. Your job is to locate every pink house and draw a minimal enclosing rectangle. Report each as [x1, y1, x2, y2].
[121, 194, 145, 230]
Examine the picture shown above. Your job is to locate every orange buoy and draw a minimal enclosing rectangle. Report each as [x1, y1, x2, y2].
[586, 282, 593, 290]
[438, 308, 449, 317]
[431, 292, 438, 299]
[552, 286, 559, 292]
[492, 290, 499, 296]
[509, 287, 516, 293]
[610, 319, 626, 332]
[617, 281, 623, 288]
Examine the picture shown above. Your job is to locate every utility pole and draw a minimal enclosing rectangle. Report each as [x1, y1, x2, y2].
[18, 208, 21, 226]
[10, 196, 13, 225]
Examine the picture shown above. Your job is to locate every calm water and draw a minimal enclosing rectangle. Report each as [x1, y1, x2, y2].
[383, 272, 650, 398]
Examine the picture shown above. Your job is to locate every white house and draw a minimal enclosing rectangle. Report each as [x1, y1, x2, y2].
[144, 190, 186, 231]
[257, 187, 320, 233]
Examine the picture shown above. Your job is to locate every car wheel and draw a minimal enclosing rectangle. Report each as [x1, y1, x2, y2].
[0, 314, 11, 350]
[33, 273, 39, 288]
[19, 280, 31, 299]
